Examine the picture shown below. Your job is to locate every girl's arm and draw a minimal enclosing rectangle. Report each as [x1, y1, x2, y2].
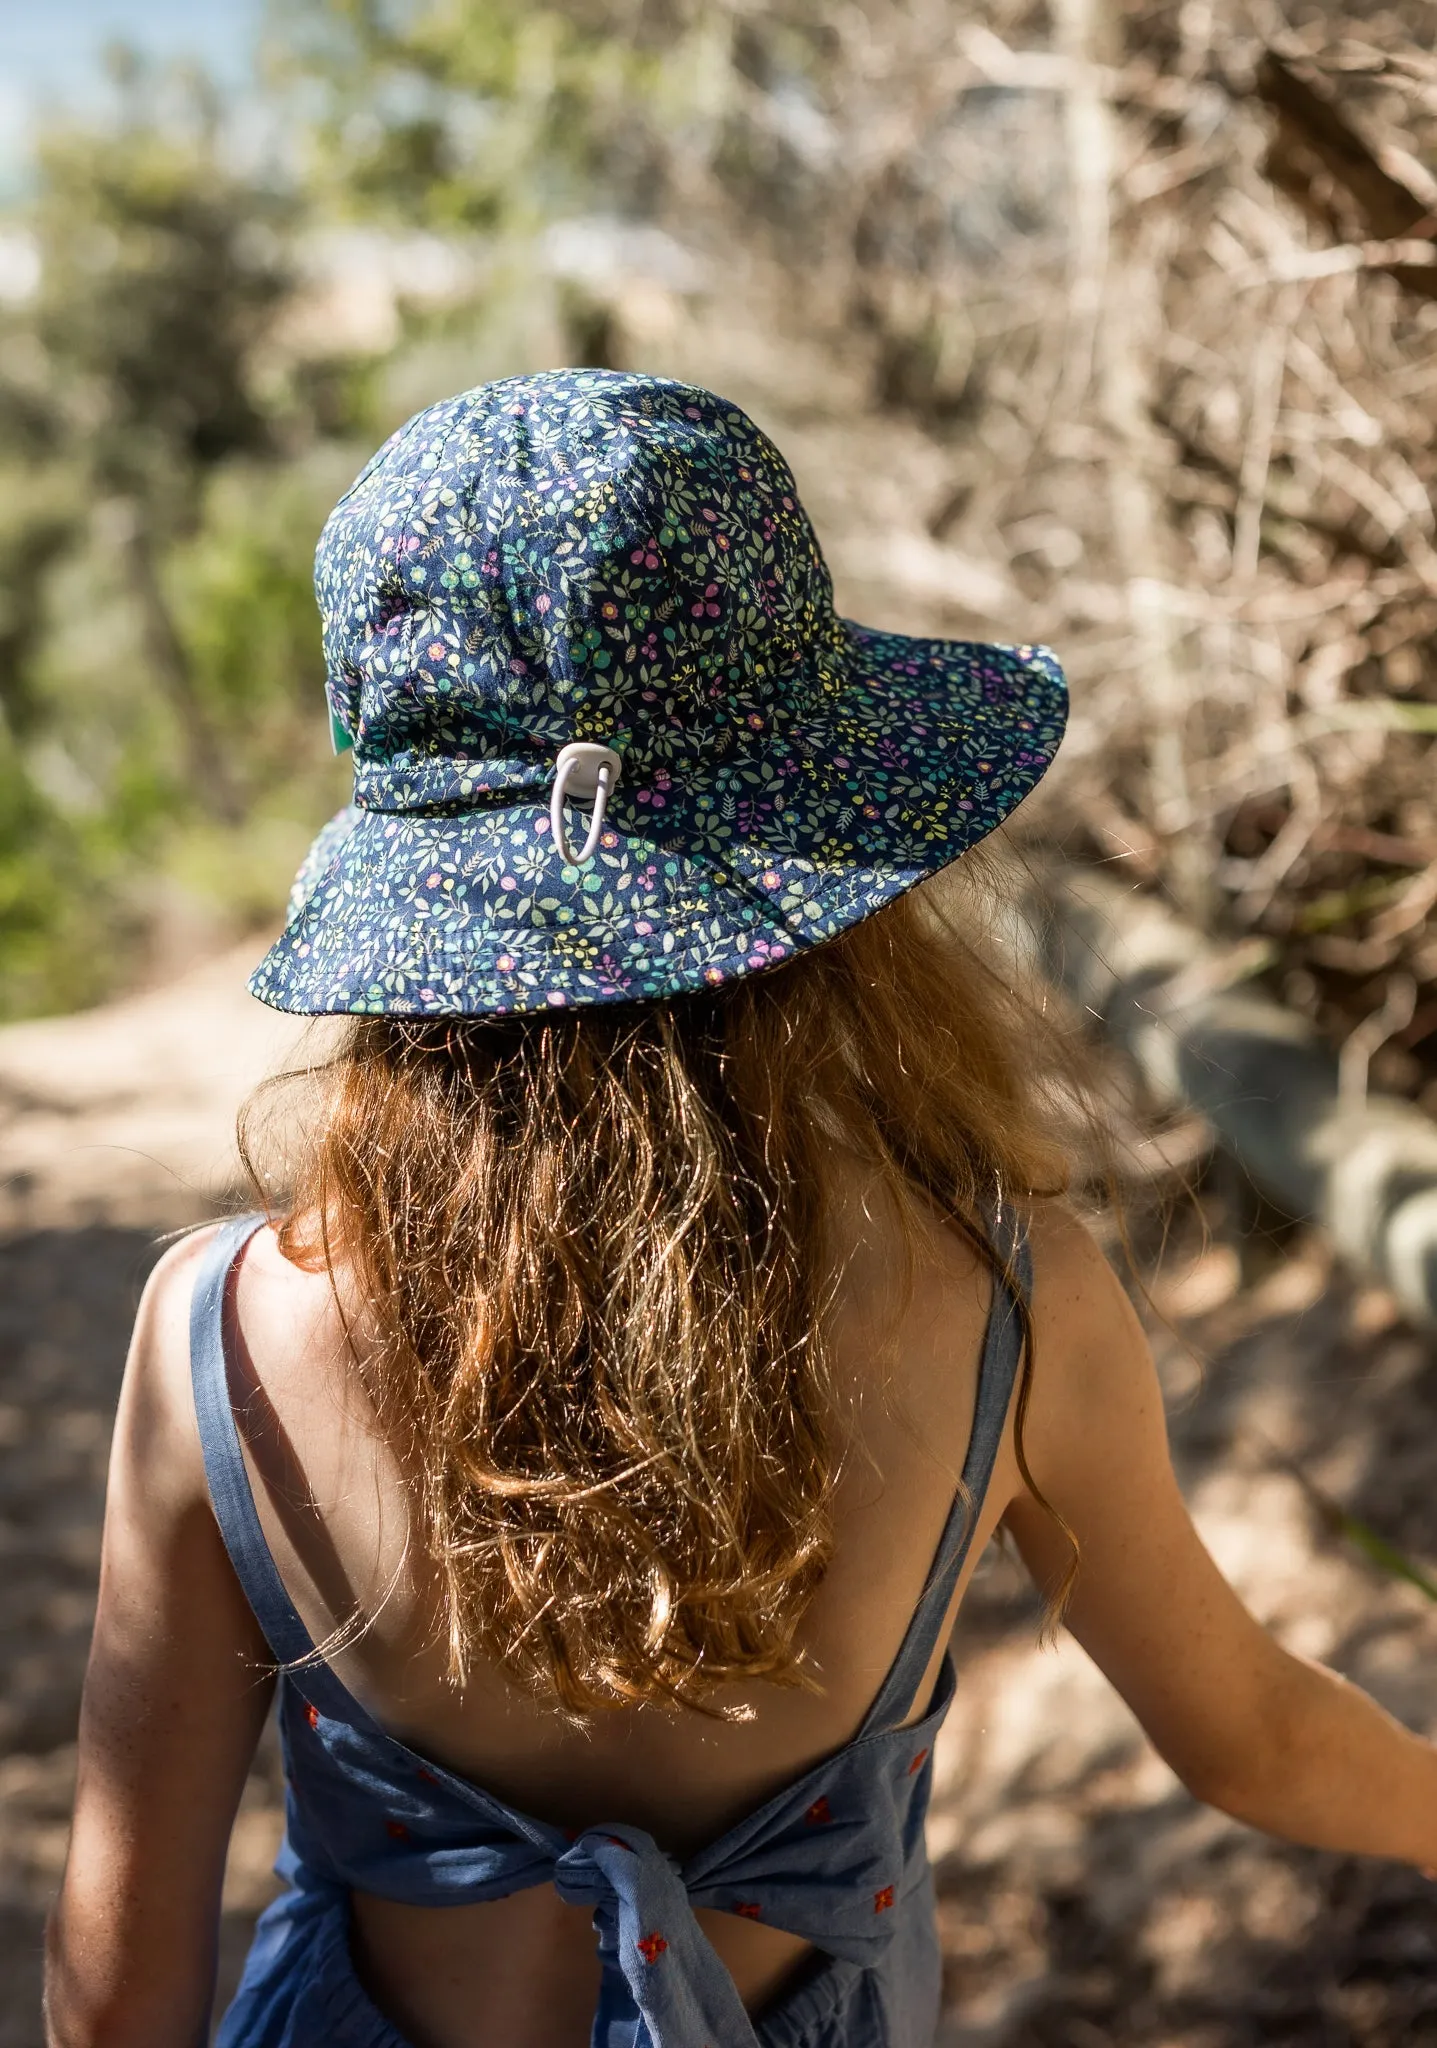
[1006, 1205, 1437, 1867]
[46, 1231, 275, 2048]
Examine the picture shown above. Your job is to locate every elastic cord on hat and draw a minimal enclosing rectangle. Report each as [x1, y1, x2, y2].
[550, 742, 623, 866]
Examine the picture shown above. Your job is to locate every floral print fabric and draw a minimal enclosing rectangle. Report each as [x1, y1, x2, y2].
[248, 369, 1067, 1016]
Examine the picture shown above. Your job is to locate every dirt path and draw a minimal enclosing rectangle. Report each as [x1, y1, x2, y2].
[3, 953, 1437, 2043]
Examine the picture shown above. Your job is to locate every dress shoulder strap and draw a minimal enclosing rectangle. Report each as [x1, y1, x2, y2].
[857, 1216, 1032, 1738]
[189, 1213, 369, 1723]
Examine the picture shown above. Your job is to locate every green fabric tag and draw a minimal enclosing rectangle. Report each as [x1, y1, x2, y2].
[330, 707, 354, 755]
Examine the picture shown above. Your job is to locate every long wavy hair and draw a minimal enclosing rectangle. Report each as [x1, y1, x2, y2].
[240, 862, 1088, 1717]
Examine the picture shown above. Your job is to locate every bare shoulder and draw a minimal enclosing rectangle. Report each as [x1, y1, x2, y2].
[117, 1224, 229, 1477]
[1019, 1198, 1155, 1459]
[1024, 1198, 1136, 1320]
[134, 1222, 224, 1340]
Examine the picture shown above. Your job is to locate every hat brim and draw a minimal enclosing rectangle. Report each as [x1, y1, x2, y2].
[247, 624, 1066, 1016]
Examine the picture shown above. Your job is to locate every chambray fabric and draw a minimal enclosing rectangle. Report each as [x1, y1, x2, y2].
[196, 1214, 1031, 2048]
[248, 370, 1066, 1015]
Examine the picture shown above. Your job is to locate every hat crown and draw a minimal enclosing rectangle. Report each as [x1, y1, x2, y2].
[316, 371, 840, 813]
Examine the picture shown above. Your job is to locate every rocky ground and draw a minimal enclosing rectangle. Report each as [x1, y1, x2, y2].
[2, 953, 1437, 2045]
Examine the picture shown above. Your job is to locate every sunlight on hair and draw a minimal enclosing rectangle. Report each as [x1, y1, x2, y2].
[240, 873, 1100, 1717]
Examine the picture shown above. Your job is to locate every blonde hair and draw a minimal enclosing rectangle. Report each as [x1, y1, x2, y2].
[242, 875, 1084, 1717]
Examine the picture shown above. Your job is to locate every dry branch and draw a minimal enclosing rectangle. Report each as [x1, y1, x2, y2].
[1256, 48, 1437, 302]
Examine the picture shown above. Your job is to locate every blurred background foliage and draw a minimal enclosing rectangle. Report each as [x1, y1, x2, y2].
[0, 0, 719, 1016]
[0, 40, 349, 1015]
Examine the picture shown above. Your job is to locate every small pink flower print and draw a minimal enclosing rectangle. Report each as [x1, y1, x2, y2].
[536, 593, 551, 613]
[547, 991, 567, 1006]
[601, 830, 618, 848]
[509, 657, 528, 675]
[761, 872, 781, 890]
[601, 601, 619, 620]
[497, 954, 515, 972]
[501, 876, 517, 891]
[427, 872, 441, 887]
[781, 496, 795, 511]
[874, 1886, 894, 1914]
[635, 920, 652, 935]
[704, 967, 724, 985]
[637, 1933, 668, 1964]
[428, 641, 446, 660]
[691, 601, 706, 618]
[684, 405, 701, 419]
[702, 508, 718, 522]
[747, 714, 764, 731]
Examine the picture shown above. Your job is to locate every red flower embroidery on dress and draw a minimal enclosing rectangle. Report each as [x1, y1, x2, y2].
[305, 1702, 319, 1730]
[874, 1886, 894, 1914]
[637, 1933, 668, 1964]
[386, 1820, 410, 1841]
[804, 1796, 832, 1825]
[907, 1748, 929, 1776]
[735, 1902, 762, 1919]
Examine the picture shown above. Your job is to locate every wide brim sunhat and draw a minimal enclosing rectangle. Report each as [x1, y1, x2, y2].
[249, 372, 1067, 1016]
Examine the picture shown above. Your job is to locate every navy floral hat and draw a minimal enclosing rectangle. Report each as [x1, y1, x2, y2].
[249, 370, 1066, 1015]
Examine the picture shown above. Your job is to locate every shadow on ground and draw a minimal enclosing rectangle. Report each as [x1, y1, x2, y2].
[0, 1228, 285, 2045]
[932, 1203, 1437, 2046]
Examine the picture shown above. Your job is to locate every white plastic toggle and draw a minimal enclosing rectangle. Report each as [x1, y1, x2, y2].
[550, 741, 623, 866]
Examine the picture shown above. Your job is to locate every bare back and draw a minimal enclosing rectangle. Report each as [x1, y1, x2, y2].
[214, 1172, 1012, 2044]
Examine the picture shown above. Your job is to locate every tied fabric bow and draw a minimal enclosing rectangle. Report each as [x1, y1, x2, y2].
[548, 1814, 909, 2048]
[555, 1827, 757, 2048]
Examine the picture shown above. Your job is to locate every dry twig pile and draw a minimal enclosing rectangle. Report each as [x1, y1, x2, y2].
[629, 0, 1437, 1108]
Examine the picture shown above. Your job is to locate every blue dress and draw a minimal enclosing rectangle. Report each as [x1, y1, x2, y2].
[192, 1214, 1029, 2048]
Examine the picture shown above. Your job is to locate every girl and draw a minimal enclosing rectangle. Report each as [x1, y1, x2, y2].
[46, 372, 1437, 2048]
